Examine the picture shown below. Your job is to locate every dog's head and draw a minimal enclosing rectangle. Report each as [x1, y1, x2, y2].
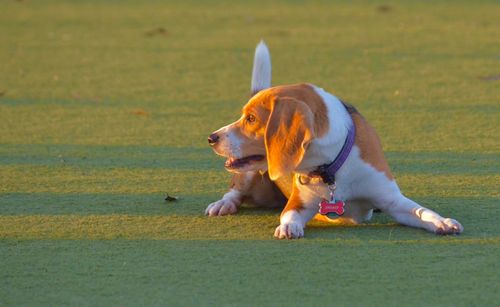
[208, 85, 327, 180]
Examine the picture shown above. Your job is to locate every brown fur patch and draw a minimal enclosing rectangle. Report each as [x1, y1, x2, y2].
[240, 84, 330, 180]
[280, 178, 305, 217]
[265, 97, 315, 180]
[273, 175, 294, 199]
[265, 83, 329, 137]
[230, 172, 287, 208]
[350, 111, 394, 180]
[241, 83, 329, 139]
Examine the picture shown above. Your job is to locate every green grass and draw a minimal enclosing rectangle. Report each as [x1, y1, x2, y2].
[1, 0, 499, 306]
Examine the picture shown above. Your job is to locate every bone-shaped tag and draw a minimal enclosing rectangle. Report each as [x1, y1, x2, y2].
[319, 200, 345, 216]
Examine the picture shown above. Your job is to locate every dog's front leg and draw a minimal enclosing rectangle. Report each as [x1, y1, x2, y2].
[205, 172, 251, 216]
[274, 180, 318, 239]
[206, 171, 286, 216]
[205, 188, 242, 216]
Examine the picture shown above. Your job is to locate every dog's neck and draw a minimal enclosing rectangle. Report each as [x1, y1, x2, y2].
[296, 86, 353, 175]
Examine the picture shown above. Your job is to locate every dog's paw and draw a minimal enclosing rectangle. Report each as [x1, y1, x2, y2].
[205, 199, 238, 216]
[274, 222, 304, 239]
[434, 218, 463, 235]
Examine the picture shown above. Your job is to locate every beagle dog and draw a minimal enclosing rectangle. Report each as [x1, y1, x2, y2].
[205, 41, 463, 239]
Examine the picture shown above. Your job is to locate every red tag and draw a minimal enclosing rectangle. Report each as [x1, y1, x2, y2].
[319, 200, 345, 216]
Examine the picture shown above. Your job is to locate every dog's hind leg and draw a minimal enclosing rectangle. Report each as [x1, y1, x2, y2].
[378, 194, 463, 234]
[205, 171, 286, 216]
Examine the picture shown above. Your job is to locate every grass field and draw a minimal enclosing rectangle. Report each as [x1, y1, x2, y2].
[1, 0, 499, 305]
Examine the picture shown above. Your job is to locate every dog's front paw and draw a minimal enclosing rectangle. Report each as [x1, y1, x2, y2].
[274, 222, 304, 239]
[435, 218, 463, 235]
[205, 199, 238, 216]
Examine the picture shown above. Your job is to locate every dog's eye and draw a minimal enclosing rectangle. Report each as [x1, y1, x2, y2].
[246, 114, 256, 124]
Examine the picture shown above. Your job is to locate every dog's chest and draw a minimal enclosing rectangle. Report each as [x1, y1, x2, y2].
[273, 173, 356, 203]
[273, 175, 294, 199]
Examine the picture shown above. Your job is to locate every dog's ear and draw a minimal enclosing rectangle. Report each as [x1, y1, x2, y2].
[265, 97, 315, 180]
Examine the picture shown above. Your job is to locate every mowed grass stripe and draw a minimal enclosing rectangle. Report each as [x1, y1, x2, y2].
[0, 104, 224, 148]
[0, 144, 218, 171]
[0, 166, 228, 195]
[0, 103, 497, 152]
[1, 215, 499, 243]
[0, 165, 497, 197]
[1, 144, 498, 175]
[1, 192, 494, 217]
[0, 215, 278, 240]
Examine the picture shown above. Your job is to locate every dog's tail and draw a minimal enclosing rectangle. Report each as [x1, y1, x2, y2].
[251, 40, 271, 96]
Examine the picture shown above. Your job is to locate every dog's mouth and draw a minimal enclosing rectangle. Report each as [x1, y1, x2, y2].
[224, 155, 265, 169]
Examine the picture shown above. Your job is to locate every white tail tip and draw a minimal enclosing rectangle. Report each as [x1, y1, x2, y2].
[251, 40, 271, 95]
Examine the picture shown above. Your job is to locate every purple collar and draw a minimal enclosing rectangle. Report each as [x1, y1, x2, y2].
[310, 123, 356, 185]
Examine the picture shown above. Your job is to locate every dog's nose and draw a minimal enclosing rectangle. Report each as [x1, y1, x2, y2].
[208, 133, 219, 146]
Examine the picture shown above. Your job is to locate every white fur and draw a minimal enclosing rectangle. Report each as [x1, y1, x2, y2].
[211, 121, 243, 159]
[274, 210, 305, 239]
[211, 84, 463, 237]
[208, 42, 463, 238]
[205, 188, 242, 216]
[295, 85, 352, 172]
[251, 40, 271, 94]
[274, 87, 463, 238]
